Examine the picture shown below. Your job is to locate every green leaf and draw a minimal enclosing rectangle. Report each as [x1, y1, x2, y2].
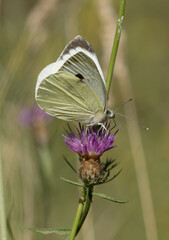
[60, 177, 84, 187]
[92, 192, 127, 204]
[28, 228, 71, 235]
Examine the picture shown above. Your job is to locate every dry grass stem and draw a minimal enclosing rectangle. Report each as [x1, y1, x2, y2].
[97, 1, 158, 240]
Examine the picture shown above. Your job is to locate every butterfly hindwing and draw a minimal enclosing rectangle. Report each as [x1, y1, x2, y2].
[36, 72, 104, 123]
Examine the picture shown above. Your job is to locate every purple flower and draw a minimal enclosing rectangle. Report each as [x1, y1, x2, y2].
[19, 104, 53, 145]
[19, 104, 52, 127]
[64, 123, 118, 159]
[64, 123, 119, 185]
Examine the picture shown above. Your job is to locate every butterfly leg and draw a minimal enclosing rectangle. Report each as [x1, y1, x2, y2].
[111, 118, 117, 129]
[98, 122, 107, 131]
[110, 118, 117, 131]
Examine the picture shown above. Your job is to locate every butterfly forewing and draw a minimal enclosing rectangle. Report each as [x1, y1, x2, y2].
[57, 36, 107, 109]
[58, 52, 107, 110]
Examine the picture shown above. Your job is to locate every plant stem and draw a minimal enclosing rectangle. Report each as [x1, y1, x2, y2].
[106, 0, 126, 94]
[0, 133, 7, 240]
[76, 186, 93, 234]
[37, 145, 53, 187]
[69, 187, 87, 240]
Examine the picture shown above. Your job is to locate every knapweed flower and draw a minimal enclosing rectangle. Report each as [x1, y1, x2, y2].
[19, 104, 52, 127]
[19, 104, 53, 145]
[64, 123, 118, 185]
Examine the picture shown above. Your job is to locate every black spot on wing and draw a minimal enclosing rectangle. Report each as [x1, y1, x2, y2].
[75, 73, 84, 80]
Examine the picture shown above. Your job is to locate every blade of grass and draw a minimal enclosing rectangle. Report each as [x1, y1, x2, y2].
[0, 129, 7, 240]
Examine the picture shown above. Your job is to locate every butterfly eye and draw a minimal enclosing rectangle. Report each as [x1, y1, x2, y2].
[75, 73, 84, 80]
[105, 109, 115, 118]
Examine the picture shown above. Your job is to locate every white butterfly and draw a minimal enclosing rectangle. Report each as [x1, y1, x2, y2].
[35, 35, 114, 126]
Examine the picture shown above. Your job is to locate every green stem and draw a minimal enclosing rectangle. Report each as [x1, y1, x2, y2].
[0, 133, 7, 240]
[76, 186, 93, 234]
[37, 145, 53, 187]
[106, 0, 126, 94]
[69, 187, 87, 240]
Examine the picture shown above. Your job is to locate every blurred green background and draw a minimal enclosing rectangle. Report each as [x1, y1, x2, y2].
[0, 0, 169, 239]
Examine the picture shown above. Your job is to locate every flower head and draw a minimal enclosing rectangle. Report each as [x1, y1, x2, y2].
[19, 104, 53, 145]
[64, 123, 119, 185]
[64, 123, 118, 159]
[19, 104, 52, 127]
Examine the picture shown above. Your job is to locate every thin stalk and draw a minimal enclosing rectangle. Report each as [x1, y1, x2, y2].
[76, 185, 93, 234]
[37, 145, 53, 226]
[37, 146, 53, 187]
[0, 132, 7, 240]
[69, 187, 87, 240]
[106, 0, 126, 94]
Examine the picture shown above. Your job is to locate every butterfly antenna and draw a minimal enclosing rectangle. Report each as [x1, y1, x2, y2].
[114, 98, 133, 113]
[115, 112, 149, 131]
